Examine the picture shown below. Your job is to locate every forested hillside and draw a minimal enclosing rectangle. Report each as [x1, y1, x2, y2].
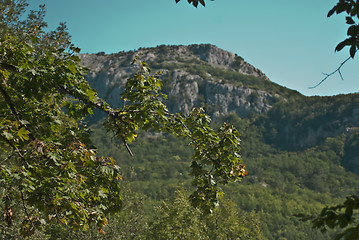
[83, 44, 359, 239]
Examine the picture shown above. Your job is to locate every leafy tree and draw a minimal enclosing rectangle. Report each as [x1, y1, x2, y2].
[0, 0, 246, 236]
[147, 188, 263, 240]
[41, 183, 150, 240]
[203, 197, 263, 239]
[328, 0, 359, 58]
[147, 188, 206, 240]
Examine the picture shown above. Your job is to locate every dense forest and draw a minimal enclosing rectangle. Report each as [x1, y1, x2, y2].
[88, 108, 359, 239]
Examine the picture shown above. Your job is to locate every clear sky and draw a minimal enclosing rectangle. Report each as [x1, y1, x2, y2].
[29, 0, 358, 96]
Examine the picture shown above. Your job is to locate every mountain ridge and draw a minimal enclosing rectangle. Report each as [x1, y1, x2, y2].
[80, 44, 297, 119]
[80, 44, 359, 151]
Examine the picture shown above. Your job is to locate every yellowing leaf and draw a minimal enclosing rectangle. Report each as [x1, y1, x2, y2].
[1, 70, 9, 80]
[17, 127, 30, 141]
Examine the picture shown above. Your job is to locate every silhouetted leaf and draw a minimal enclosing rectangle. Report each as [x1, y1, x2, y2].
[350, 45, 357, 58]
[346, 16, 355, 24]
[328, 6, 337, 17]
[335, 40, 347, 52]
[199, 0, 206, 6]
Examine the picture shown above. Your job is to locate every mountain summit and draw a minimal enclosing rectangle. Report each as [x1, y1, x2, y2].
[80, 44, 291, 118]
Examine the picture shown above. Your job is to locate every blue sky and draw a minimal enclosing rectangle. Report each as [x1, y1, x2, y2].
[29, 0, 358, 96]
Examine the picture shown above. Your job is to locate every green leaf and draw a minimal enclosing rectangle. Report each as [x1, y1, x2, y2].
[2, 131, 13, 140]
[347, 25, 358, 36]
[17, 127, 30, 141]
[67, 61, 77, 74]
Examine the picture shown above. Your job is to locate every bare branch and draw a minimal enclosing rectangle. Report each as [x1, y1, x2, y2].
[309, 50, 358, 89]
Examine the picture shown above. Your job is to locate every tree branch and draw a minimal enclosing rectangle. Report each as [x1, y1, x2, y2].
[20, 191, 31, 221]
[0, 62, 17, 73]
[121, 136, 133, 156]
[0, 81, 21, 122]
[309, 50, 358, 89]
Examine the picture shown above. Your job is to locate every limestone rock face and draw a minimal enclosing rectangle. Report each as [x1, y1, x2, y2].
[186, 44, 268, 79]
[79, 44, 276, 118]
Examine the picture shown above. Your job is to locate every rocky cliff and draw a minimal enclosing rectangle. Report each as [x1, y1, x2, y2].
[80, 44, 282, 118]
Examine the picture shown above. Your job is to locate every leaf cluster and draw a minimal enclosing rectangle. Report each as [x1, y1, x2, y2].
[175, 0, 213, 8]
[328, 0, 359, 58]
[0, 31, 122, 237]
[103, 58, 246, 212]
[0, 1, 246, 236]
[298, 195, 359, 240]
[146, 188, 263, 240]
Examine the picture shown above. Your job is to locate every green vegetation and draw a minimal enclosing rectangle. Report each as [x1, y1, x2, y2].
[150, 60, 301, 99]
[2, 0, 359, 239]
[259, 94, 359, 150]
[0, 1, 246, 237]
[147, 188, 263, 240]
[89, 111, 359, 239]
[6, 185, 263, 239]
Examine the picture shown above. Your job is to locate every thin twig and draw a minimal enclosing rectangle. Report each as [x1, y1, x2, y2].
[0, 82, 21, 122]
[309, 50, 358, 89]
[121, 136, 133, 157]
[20, 191, 31, 220]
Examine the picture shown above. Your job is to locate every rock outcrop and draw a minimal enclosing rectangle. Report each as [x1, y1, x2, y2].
[79, 44, 359, 155]
[80, 44, 277, 118]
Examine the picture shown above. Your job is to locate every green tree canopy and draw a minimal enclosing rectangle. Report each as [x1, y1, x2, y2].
[328, 0, 359, 58]
[147, 188, 263, 240]
[0, 0, 246, 236]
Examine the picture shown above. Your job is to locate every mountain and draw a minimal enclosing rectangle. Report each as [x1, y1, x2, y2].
[80, 44, 359, 150]
[80, 44, 292, 118]
[81, 44, 359, 239]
